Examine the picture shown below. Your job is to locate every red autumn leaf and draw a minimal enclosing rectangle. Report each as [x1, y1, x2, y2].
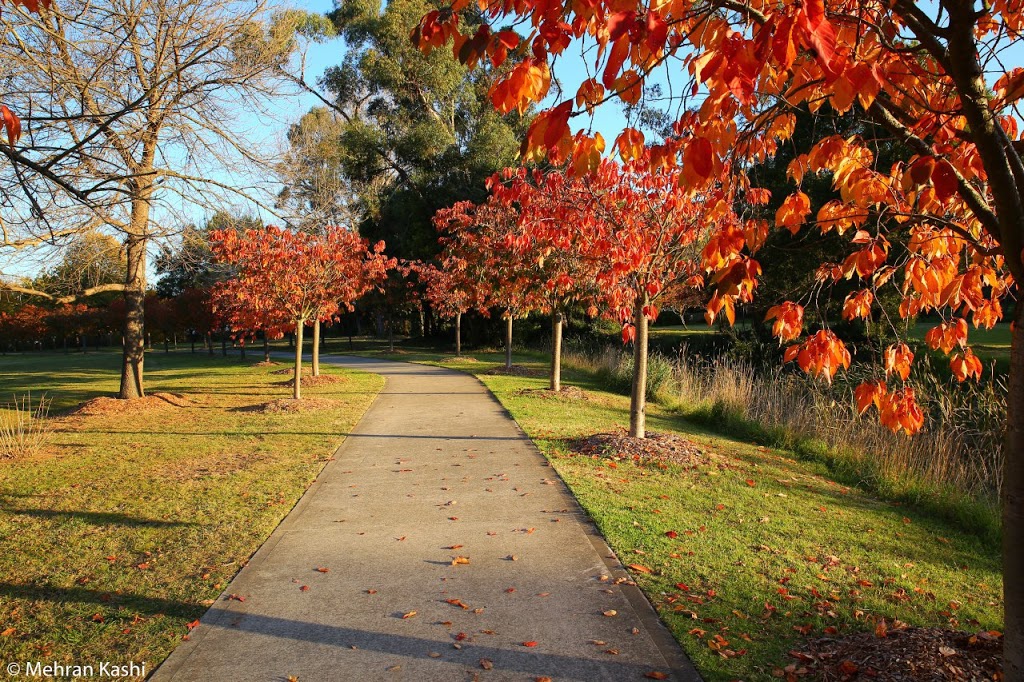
[522, 640, 539, 647]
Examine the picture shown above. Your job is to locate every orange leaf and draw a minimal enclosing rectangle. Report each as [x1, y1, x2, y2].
[522, 640, 539, 647]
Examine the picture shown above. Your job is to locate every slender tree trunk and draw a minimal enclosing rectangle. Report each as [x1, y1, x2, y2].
[629, 294, 649, 439]
[173, 333, 177, 350]
[118, 232, 147, 400]
[312, 320, 321, 377]
[164, 336, 169, 353]
[388, 319, 394, 353]
[418, 309, 425, 337]
[221, 331, 227, 357]
[263, 333, 270, 363]
[293, 322, 304, 400]
[191, 335, 196, 354]
[207, 332, 213, 356]
[550, 310, 563, 392]
[505, 312, 513, 371]
[455, 312, 462, 358]
[1005, 302, 1024, 681]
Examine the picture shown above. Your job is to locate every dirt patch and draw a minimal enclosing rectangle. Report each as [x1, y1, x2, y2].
[270, 367, 297, 375]
[568, 427, 706, 468]
[447, 356, 479, 363]
[484, 364, 544, 377]
[253, 360, 279, 367]
[149, 450, 271, 482]
[787, 627, 1002, 681]
[235, 398, 339, 414]
[514, 386, 590, 401]
[274, 374, 346, 388]
[69, 392, 194, 416]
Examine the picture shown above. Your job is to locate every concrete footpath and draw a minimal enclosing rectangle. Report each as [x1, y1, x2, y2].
[152, 356, 699, 681]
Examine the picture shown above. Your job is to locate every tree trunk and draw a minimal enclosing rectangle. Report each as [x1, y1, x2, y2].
[118, 233, 147, 400]
[629, 294, 649, 439]
[263, 333, 270, 363]
[550, 310, 563, 392]
[207, 332, 213, 356]
[388, 319, 394, 353]
[221, 331, 227, 357]
[418, 309, 425, 337]
[1004, 302, 1024, 681]
[455, 312, 462, 358]
[505, 312, 513, 371]
[293, 322, 304, 400]
[164, 337, 169, 353]
[191, 335, 196, 354]
[312, 320, 321, 377]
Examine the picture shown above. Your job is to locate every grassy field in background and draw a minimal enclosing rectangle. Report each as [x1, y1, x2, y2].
[0, 351, 382, 673]
[342, 345, 1003, 681]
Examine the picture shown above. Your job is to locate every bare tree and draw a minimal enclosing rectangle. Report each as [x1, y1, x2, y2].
[0, 0, 294, 397]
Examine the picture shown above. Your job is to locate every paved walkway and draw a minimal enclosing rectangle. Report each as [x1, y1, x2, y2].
[153, 356, 698, 681]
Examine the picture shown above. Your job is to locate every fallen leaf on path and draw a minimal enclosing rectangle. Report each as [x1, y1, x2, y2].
[315, 567, 330, 573]
[299, 585, 310, 592]
[480, 659, 494, 670]
[186, 619, 200, 630]
[444, 545, 463, 550]
[402, 611, 417, 619]
[628, 563, 653, 574]
[603, 610, 618, 617]
[451, 556, 470, 566]
[522, 641, 538, 647]
[645, 673, 669, 680]
[445, 599, 470, 610]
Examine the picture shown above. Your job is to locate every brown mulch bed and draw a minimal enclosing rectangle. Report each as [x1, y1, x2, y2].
[274, 374, 345, 388]
[567, 427, 706, 468]
[234, 398, 339, 414]
[253, 360, 279, 367]
[69, 392, 195, 416]
[514, 386, 591, 401]
[785, 627, 1003, 681]
[484, 364, 545, 377]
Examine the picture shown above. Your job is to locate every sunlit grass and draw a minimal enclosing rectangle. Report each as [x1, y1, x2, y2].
[0, 351, 382, 673]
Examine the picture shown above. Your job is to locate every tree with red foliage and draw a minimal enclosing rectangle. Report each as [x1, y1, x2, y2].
[434, 196, 545, 371]
[490, 168, 602, 391]
[415, 260, 478, 357]
[0, 304, 48, 350]
[536, 156, 713, 436]
[414, 0, 1024, 670]
[210, 226, 392, 399]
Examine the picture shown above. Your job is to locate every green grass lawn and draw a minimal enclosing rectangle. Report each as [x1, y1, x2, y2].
[0, 351, 382, 674]
[343, 345, 1003, 681]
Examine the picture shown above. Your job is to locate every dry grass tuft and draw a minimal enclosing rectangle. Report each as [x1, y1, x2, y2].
[0, 393, 53, 458]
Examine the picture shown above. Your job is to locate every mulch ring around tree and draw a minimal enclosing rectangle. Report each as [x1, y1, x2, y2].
[567, 427, 707, 468]
[484, 364, 545, 377]
[69, 392, 195, 416]
[253, 360, 279, 367]
[783, 626, 1002, 681]
[274, 374, 346, 388]
[234, 398, 339, 414]
[514, 386, 591, 401]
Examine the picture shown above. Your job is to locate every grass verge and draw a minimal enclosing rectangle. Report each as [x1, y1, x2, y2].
[0, 351, 382, 674]
[347, 346, 1004, 681]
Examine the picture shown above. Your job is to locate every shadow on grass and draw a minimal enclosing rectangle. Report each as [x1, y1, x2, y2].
[0, 507, 200, 527]
[0, 582, 202, 618]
